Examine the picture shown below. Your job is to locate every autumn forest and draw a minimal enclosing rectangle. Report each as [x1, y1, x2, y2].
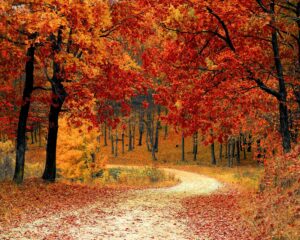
[0, 0, 299, 239]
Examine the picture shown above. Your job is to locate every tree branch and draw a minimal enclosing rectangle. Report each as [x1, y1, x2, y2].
[206, 7, 236, 52]
[256, 0, 271, 13]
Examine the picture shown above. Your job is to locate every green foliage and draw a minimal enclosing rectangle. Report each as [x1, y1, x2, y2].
[142, 167, 165, 183]
[108, 168, 122, 180]
[94, 167, 177, 186]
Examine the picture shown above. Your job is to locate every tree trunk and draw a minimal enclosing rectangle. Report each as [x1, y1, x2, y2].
[181, 133, 185, 162]
[232, 138, 236, 166]
[13, 46, 35, 184]
[43, 103, 62, 182]
[138, 110, 144, 146]
[151, 140, 157, 161]
[164, 125, 168, 140]
[34, 124, 38, 143]
[164, 108, 168, 140]
[122, 131, 125, 154]
[154, 122, 159, 152]
[193, 132, 198, 161]
[219, 143, 223, 162]
[236, 138, 240, 165]
[128, 119, 132, 151]
[108, 126, 111, 139]
[154, 115, 160, 152]
[270, 1, 291, 152]
[227, 139, 231, 167]
[115, 131, 118, 157]
[31, 130, 34, 144]
[43, 28, 67, 182]
[211, 141, 216, 165]
[132, 122, 135, 149]
[111, 135, 114, 154]
[279, 102, 291, 152]
[104, 122, 107, 146]
[146, 124, 151, 152]
[146, 111, 153, 152]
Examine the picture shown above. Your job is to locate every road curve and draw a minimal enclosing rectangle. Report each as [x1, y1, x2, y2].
[1, 167, 222, 240]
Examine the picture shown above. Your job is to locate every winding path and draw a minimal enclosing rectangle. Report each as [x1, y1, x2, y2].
[1, 167, 222, 240]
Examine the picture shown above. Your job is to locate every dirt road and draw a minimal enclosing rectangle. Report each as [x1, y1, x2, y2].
[1, 168, 221, 240]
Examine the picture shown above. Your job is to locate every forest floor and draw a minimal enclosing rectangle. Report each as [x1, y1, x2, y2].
[0, 167, 257, 240]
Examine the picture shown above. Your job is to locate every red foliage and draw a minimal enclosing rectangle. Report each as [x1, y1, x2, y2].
[182, 190, 255, 240]
[0, 179, 124, 230]
[247, 147, 300, 239]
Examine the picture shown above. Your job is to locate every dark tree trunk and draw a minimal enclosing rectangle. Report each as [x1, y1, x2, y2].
[211, 141, 216, 165]
[293, 2, 300, 108]
[232, 138, 236, 165]
[34, 124, 38, 143]
[151, 140, 157, 161]
[242, 134, 247, 160]
[219, 143, 223, 162]
[128, 119, 133, 151]
[138, 110, 144, 146]
[164, 109, 168, 140]
[154, 107, 161, 152]
[132, 122, 135, 149]
[279, 102, 291, 152]
[181, 133, 185, 162]
[236, 138, 240, 165]
[270, 1, 291, 152]
[154, 120, 160, 152]
[43, 28, 67, 182]
[146, 125, 151, 152]
[111, 135, 114, 155]
[225, 140, 228, 158]
[103, 122, 108, 146]
[193, 132, 198, 161]
[138, 127, 144, 146]
[227, 139, 232, 167]
[31, 130, 34, 144]
[115, 131, 118, 157]
[108, 126, 111, 139]
[13, 46, 35, 184]
[146, 111, 153, 152]
[122, 131, 125, 154]
[43, 103, 62, 182]
[164, 125, 168, 140]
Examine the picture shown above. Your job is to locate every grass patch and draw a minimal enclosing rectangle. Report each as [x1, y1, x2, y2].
[94, 167, 179, 188]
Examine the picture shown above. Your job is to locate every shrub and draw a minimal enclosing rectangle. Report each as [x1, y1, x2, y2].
[94, 167, 177, 187]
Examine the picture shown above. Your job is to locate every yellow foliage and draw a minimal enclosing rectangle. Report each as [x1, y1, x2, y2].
[57, 117, 107, 182]
[0, 141, 14, 155]
[168, 5, 183, 22]
[119, 53, 141, 71]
